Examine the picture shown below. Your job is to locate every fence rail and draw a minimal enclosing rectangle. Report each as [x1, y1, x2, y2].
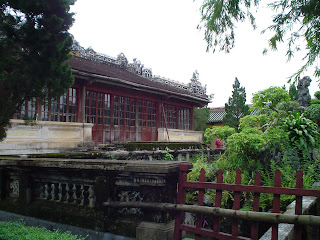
[173, 163, 320, 240]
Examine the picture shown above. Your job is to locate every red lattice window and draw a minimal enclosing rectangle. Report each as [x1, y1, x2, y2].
[114, 95, 136, 126]
[14, 98, 37, 120]
[161, 103, 176, 129]
[85, 91, 110, 125]
[138, 100, 157, 127]
[178, 107, 191, 130]
[46, 88, 77, 122]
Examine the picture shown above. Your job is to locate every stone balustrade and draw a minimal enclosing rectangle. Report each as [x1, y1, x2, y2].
[0, 157, 187, 239]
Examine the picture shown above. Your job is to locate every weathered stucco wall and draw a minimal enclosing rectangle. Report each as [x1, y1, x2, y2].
[158, 128, 203, 143]
[0, 120, 93, 155]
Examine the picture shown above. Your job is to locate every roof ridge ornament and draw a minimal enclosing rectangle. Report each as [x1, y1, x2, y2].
[71, 40, 210, 101]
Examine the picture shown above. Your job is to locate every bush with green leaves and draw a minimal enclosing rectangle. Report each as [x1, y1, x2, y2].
[238, 115, 268, 130]
[0, 221, 86, 240]
[225, 128, 266, 172]
[252, 87, 291, 110]
[282, 113, 320, 160]
[304, 104, 320, 126]
[204, 126, 235, 144]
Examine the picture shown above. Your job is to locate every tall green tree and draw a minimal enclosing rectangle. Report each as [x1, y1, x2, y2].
[289, 83, 299, 101]
[223, 78, 250, 129]
[198, 0, 320, 82]
[194, 107, 209, 131]
[0, 0, 75, 141]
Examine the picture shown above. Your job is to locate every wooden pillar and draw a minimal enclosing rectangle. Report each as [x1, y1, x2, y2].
[156, 99, 162, 128]
[80, 85, 86, 123]
[135, 98, 139, 141]
[110, 95, 115, 143]
[190, 106, 194, 130]
[175, 105, 179, 129]
[36, 97, 41, 121]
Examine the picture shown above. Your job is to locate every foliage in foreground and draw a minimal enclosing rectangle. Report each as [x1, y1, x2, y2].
[0, 0, 75, 141]
[0, 221, 86, 240]
[198, 85, 320, 212]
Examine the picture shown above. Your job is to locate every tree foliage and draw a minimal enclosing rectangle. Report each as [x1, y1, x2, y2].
[198, 0, 320, 81]
[252, 86, 291, 110]
[0, 0, 75, 141]
[289, 83, 299, 101]
[194, 107, 209, 131]
[204, 125, 235, 143]
[223, 77, 250, 129]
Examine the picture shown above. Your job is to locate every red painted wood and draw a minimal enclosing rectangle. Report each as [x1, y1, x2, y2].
[272, 169, 281, 240]
[294, 170, 303, 240]
[175, 167, 320, 240]
[173, 163, 189, 240]
[213, 169, 223, 239]
[232, 169, 242, 236]
[251, 172, 261, 240]
[183, 181, 320, 197]
[195, 168, 206, 240]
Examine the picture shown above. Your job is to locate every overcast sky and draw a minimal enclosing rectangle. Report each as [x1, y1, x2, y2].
[69, 0, 319, 107]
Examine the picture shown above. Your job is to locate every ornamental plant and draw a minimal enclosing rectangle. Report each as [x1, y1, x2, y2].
[282, 113, 320, 160]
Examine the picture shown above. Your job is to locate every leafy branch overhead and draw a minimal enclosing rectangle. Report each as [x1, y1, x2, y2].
[198, 0, 320, 82]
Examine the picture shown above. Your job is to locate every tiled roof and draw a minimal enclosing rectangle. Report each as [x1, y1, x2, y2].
[69, 56, 209, 105]
[69, 41, 211, 105]
[208, 106, 259, 123]
[208, 107, 227, 123]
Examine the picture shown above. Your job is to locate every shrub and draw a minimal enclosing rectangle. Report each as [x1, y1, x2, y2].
[304, 104, 320, 126]
[204, 126, 235, 144]
[0, 221, 86, 240]
[282, 113, 320, 160]
[225, 128, 266, 172]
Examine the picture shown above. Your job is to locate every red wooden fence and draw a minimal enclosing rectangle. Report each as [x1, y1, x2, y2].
[173, 163, 320, 240]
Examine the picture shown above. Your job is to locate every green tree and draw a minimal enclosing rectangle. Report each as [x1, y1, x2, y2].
[198, 0, 320, 81]
[0, 0, 75, 141]
[223, 77, 250, 129]
[289, 84, 299, 101]
[252, 86, 291, 111]
[194, 107, 209, 131]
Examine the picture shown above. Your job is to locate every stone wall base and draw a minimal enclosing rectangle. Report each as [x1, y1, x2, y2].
[136, 221, 174, 240]
[0, 120, 94, 155]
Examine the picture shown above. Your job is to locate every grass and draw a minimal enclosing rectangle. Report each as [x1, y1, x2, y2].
[0, 221, 86, 240]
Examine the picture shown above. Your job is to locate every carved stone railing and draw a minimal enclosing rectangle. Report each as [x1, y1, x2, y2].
[0, 158, 185, 238]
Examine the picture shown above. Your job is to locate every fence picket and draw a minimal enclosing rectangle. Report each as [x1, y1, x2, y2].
[173, 164, 320, 240]
[251, 172, 261, 240]
[232, 169, 242, 236]
[272, 169, 281, 240]
[173, 163, 189, 240]
[294, 170, 303, 240]
[195, 168, 206, 240]
[213, 169, 223, 239]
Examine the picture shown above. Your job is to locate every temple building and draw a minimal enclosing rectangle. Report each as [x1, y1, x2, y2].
[0, 42, 210, 154]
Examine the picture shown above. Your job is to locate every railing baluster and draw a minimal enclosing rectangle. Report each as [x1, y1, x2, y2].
[195, 168, 206, 240]
[213, 169, 223, 240]
[251, 172, 261, 240]
[272, 169, 281, 240]
[88, 186, 95, 207]
[232, 169, 242, 236]
[294, 170, 303, 240]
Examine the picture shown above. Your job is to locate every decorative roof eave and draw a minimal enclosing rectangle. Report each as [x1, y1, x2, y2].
[72, 69, 210, 106]
[71, 41, 211, 102]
